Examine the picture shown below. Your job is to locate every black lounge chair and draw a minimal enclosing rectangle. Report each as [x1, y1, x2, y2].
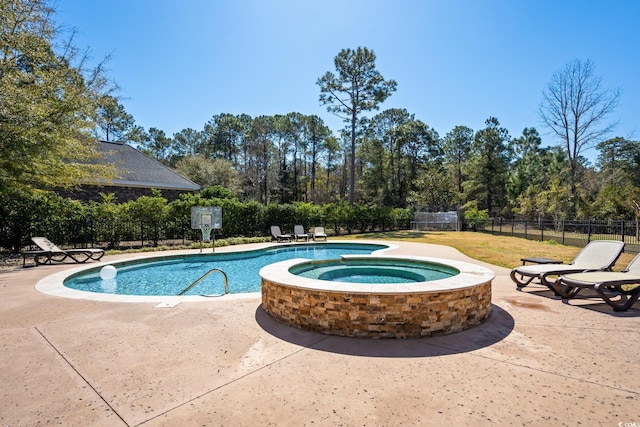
[553, 252, 640, 312]
[510, 240, 625, 293]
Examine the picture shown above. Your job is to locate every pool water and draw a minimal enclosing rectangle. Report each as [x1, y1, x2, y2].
[64, 243, 387, 296]
[290, 258, 458, 284]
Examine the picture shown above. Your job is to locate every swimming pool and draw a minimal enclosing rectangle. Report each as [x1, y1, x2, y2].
[63, 243, 388, 296]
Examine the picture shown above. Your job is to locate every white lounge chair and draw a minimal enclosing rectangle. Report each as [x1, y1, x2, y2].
[313, 227, 327, 241]
[26, 237, 105, 266]
[553, 252, 640, 311]
[510, 240, 625, 293]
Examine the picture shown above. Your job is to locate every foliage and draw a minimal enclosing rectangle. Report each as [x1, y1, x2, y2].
[409, 166, 457, 211]
[90, 193, 126, 249]
[175, 156, 241, 192]
[94, 95, 136, 142]
[360, 108, 440, 207]
[139, 127, 172, 162]
[462, 117, 511, 216]
[462, 201, 489, 231]
[1, 6, 637, 224]
[317, 47, 397, 205]
[127, 190, 168, 246]
[442, 126, 474, 194]
[0, 0, 115, 194]
[539, 59, 621, 213]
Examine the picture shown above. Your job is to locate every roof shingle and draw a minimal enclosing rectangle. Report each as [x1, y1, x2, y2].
[95, 141, 200, 191]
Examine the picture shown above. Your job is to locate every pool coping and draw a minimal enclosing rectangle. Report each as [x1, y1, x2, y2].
[34, 240, 396, 304]
[260, 255, 495, 294]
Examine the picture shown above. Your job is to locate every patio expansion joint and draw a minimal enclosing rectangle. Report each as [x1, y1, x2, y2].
[447, 344, 640, 396]
[135, 334, 333, 426]
[34, 326, 130, 427]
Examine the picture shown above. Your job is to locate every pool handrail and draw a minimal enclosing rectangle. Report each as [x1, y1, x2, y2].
[178, 268, 229, 296]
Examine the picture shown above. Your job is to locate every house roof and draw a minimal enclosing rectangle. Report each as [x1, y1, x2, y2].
[95, 141, 200, 191]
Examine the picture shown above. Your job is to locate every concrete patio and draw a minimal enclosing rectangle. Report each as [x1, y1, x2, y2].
[1, 240, 638, 426]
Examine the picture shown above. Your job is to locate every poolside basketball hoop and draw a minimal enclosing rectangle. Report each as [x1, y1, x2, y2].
[191, 206, 222, 253]
[200, 225, 213, 242]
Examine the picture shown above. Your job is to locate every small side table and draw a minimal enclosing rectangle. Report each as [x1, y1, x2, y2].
[520, 257, 563, 266]
[22, 250, 52, 267]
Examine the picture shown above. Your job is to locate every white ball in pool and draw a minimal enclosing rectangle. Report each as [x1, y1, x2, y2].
[100, 265, 117, 280]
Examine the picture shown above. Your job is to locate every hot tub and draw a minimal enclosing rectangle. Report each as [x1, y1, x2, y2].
[260, 255, 495, 338]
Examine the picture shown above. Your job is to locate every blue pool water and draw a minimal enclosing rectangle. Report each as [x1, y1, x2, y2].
[64, 243, 388, 296]
[290, 258, 458, 284]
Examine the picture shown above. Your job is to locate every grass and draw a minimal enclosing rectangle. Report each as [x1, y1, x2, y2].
[336, 230, 636, 271]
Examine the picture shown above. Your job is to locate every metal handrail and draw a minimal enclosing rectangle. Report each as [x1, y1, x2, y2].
[178, 268, 229, 296]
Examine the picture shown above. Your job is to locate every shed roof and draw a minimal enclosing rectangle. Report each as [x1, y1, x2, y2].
[95, 141, 200, 191]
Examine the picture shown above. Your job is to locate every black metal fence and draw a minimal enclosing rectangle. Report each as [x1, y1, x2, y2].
[6, 212, 639, 254]
[2, 215, 412, 253]
[1, 217, 201, 253]
[470, 218, 640, 253]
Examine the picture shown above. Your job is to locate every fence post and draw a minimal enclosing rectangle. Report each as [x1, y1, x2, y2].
[89, 213, 95, 248]
[562, 220, 565, 245]
[524, 219, 527, 239]
[511, 219, 514, 236]
[587, 220, 592, 242]
[621, 220, 625, 244]
[541, 220, 544, 242]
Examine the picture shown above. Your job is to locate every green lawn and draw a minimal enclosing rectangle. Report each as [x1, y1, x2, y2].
[336, 230, 635, 271]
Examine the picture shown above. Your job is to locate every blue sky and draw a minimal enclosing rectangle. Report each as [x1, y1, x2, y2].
[57, 0, 639, 161]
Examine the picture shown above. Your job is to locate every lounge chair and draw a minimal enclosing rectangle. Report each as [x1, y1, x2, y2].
[293, 225, 310, 242]
[270, 226, 291, 243]
[26, 237, 105, 266]
[552, 252, 640, 311]
[510, 240, 625, 293]
[313, 226, 327, 241]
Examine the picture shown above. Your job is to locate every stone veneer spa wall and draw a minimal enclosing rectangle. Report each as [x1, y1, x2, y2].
[261, 256, 494, 339]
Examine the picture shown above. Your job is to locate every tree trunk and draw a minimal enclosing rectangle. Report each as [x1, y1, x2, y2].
[349, 111, 357, 206]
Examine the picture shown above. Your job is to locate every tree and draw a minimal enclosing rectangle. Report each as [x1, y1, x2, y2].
[508, 133, 568, 217]
[408, 165, 456, 211]
[442, 126, 473, 194]
[597, 137, 640, 186]
[396, 118, 440, 207]
[172, 128, 202, 160]
[0, 0, 114, 193]
[94, 95, 135, 142]
[539, 59, 621, 214]
[362, 109, 440, 207]
[317, 47, 397, 205]
[244, 115, 277, 203]
[271, 112, 306, 203]
[507, 128, 544, 204]
[319, 135, 342, 204]
[141, 127, 172, 163]
[305, 115, 331, 203]
[174, 155, 240, 192]
[201, 113, 246, 163]
[463, 117, 511, 216]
